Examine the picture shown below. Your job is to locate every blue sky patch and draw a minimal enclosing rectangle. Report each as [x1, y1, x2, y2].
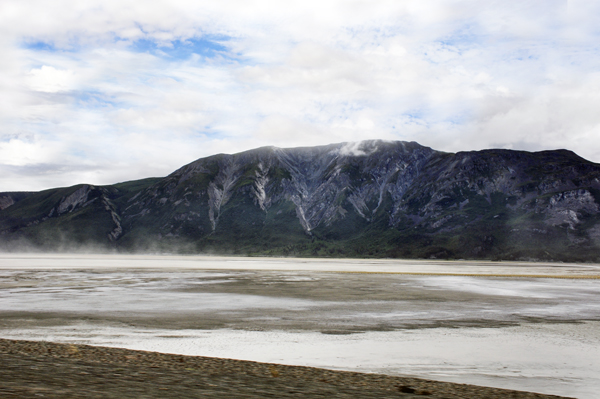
[129, 36, 230, 61]
[23, 41, 57, 51]
[21, 40, 82, 53]
[74, 91, 123, 109]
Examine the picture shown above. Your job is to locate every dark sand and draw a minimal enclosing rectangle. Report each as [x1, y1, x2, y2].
[0, 339, 573, 399]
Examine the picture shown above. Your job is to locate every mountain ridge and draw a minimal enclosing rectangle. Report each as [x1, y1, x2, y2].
[2, 140, 600, 262]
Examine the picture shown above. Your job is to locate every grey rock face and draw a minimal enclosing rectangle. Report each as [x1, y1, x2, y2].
[57, 185, 92, 214]
[0, 196, 15, 210]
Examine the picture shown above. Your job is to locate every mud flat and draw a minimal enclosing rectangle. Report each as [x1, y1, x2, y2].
[0, 253, 599, 398]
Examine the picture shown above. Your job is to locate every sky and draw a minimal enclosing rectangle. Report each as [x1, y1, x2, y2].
[1, 0, 600, 191]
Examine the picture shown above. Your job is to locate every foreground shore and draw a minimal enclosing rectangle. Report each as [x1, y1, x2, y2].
[0, 339, 573, 399]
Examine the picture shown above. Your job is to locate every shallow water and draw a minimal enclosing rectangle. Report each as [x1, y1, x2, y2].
[1, 254, 599, 398]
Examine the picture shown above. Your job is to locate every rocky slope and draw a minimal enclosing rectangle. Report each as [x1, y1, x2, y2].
[2, 140, 600, 261]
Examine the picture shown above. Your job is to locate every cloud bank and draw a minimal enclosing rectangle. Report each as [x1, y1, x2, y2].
[1, 0, 599, 190]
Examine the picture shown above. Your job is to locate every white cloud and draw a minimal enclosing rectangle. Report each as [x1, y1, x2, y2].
[27, 66, 76, 93]
[1, 0, 600, 191]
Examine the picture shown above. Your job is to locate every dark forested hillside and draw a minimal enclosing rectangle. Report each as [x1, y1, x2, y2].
[2, 141, 600, 262]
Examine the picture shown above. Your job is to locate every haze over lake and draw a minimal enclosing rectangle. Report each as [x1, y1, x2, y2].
[1, 254, 599, 398]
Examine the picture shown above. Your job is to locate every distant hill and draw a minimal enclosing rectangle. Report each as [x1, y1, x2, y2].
[2, 140, 600, 262]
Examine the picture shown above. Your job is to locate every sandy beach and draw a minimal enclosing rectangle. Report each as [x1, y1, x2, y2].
[0, 338, 574, 398]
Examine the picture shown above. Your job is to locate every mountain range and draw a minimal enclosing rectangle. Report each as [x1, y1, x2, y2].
[2, 140, 600, 262]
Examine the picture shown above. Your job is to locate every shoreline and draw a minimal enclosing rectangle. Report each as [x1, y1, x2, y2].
[0, 338, 573, 399]
[1, 252, 599, 279]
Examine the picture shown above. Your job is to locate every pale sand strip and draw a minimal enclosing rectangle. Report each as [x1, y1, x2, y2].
[330, 271, 600, 279]
[1, 253, 600, 279]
